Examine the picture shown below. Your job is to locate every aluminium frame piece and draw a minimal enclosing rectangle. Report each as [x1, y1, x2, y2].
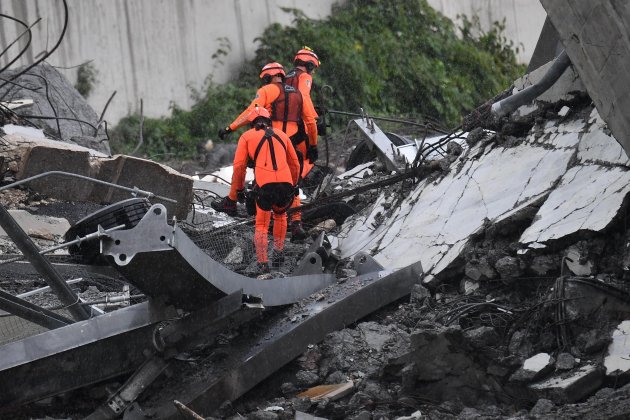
[101, 204, 337, 309]
[352, 117, 401, 172]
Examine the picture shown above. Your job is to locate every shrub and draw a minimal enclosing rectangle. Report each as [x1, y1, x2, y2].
[110, 0, 524, 161]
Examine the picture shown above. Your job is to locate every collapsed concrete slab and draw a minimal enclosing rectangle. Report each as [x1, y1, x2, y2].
[509, 353, 555, 383]
[340, 97, 630, 286]
[520, 110, 630, 246]
[339, 118, 579, 283]
[529, 364, 603, 404]
[604, 321, 630, 384]
[1, 133, 192, 219]
[541, 0, 630, 158]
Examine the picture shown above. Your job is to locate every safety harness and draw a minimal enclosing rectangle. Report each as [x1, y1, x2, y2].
[250, 128, 295, 213]
[284, 69, 309, 147]
[271, 83, 302, 134]
[253, 128, 287, 171]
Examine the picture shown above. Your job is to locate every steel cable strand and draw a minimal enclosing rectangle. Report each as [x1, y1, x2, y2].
[95, 90, 117, 138]
[0, 0, 69, 92]
[0, 16, 42, 74]
[0, 102, 42, 131]
[40, 69, 94, 136]
[15, 71, 62, 137]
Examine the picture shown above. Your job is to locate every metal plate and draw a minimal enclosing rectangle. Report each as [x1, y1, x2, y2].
[103, 205, 337, 309]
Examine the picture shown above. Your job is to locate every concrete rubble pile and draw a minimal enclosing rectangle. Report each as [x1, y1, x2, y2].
[189, 58, 630, 418]
[3, 22, 630, 420]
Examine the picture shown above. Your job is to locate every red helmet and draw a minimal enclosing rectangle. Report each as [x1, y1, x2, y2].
[294, 47, 320, 68]
[259, 62, 286, 79]
[247, 105, 271, 124]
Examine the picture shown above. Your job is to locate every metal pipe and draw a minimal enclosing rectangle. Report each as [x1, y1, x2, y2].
[0, 206, 92, 321]
[0, 171, 177, 204]
[491, 50, 571, 117]
[15, 278, 84, 300]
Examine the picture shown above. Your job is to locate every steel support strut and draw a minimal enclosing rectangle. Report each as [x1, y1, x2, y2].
[0, 288, 73, 329]
[0, 206, 91, 321]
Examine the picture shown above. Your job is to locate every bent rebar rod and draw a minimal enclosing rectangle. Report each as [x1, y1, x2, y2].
[0, 171, 177, 204]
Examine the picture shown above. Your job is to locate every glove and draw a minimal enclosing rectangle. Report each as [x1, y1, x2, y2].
[306, 145, 318, 163]
[218, 126, 232, 140]
[236, 189, 245, 203]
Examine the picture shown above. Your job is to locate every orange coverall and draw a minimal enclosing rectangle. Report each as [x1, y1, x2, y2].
[285, 67, 319, 221]
[228, 126, 300, 263]
[228, 81, 318, 178]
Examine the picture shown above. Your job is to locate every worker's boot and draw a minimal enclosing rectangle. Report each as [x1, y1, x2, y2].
[271, 250, 285, 270]
[211, 197, 237, 216]
[290, 220, 307, 242]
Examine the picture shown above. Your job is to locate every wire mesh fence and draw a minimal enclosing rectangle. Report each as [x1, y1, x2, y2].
[0, 258, 138, 346]
[181, 208, 315, 276]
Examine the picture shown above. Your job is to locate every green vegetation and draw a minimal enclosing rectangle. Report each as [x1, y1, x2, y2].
[110, 0, 525, 161]
[75, 61, 97, 98]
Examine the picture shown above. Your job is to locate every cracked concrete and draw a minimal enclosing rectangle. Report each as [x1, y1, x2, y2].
[340, 104, 630, 285]
[340, 121, 579, 280]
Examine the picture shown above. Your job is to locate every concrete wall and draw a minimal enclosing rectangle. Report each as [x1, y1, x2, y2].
[0, 0, 339, 124]
[540, 0, 630, 158]
[427, 0, 546, 64]
[0, 1, 546, 125]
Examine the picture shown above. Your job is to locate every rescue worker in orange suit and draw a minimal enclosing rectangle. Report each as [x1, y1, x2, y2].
[212, 106, 300, 273]
[217, 60, 318, 240]
[284, 47, 321, 239]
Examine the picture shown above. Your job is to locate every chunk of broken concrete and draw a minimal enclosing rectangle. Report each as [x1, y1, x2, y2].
[510, 353, 555, 383]
[0, 63, 111, 154]
[529, 398, 555, 416]
[410, 283, 430, 304]
[604, 320, 630, 383]
[564, 246, 594, 276]
[576, 329, 610, 355]
[461, 278, 480, 295]
[223, 246, 244, 264]
[495, 256, 523, 280]
[464, 326, 500, 349]
[464, 257, 497, 281]
[529, 254, 559, 276]
[529, 364, 603, 403]
[555, 353, 576, 371]
[3, 134, 192, 219]
[296, 370, 320, 387]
